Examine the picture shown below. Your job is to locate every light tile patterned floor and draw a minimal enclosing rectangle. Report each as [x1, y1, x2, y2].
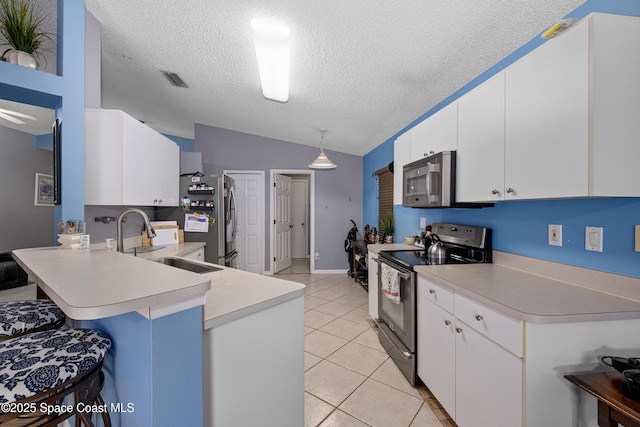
[277, 259, 456, 427]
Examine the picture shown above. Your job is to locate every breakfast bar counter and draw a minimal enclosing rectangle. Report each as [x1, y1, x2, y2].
[12, 245, 212, 320]
[12, 244, 305, 427]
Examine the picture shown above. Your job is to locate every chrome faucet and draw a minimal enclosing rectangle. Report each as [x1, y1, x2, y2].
[116, 208, 156, 253]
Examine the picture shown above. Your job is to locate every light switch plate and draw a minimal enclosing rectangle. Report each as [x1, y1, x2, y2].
[420, 217, 427, 228]
[635, 225, 640, 252]
[548, 224, 562, 246]
[585, 226, 603, 252]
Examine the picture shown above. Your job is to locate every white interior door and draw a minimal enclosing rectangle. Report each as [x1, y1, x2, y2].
[274, 174, 292, 273]
[226, 171, 264, 274]
[290, 179, 308, 259]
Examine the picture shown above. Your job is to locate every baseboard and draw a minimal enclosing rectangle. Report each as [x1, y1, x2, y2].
[311, 269, 349, 275]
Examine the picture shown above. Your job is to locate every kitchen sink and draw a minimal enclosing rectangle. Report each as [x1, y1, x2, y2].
[151, 257, 222, 274]
[124, 245, 165, 254]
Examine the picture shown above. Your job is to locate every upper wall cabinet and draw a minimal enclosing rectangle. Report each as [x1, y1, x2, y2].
[409, 102, 457, 162]
[504, 17, 590, 200]
[457, 13, 640, 202]
[457, 73, 506, 202]
[85, 109, 179, 206]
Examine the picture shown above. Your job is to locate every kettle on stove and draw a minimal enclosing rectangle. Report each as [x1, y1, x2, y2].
[427, 234, 449, 265]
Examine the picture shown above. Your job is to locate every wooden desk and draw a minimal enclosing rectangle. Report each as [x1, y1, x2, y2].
[565, 371, 640, 427]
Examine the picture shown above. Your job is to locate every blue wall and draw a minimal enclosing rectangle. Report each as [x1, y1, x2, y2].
[363, 0, 640, 279]
[164, 134, 195, 152]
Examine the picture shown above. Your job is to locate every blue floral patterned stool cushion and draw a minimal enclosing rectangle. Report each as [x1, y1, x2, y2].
[0, 327, 111, 403]
[0, 300, 66, 340]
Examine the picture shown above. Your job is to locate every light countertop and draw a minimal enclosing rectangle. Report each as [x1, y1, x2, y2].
[13, 244, 211, 320]
[14, 243, 305, 328]
[132, 244, 306, 329]
[415, 253, 640, 324]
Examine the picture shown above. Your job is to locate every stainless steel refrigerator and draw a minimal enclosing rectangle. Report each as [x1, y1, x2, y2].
[158, 174, 237, 267]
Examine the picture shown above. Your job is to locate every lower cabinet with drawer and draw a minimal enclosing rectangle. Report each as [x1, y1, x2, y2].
[417, 276, 523, 426]
[417, 274, 640, 427]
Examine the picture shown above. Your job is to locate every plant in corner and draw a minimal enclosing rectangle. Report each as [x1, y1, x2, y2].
[0, 0, 52, 69]
[381, 211, 394, 243]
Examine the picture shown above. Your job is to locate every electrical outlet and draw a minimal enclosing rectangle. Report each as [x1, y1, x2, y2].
[585, 226, 603, 252]
[548, 224, 562, 246]
[635, 225, 640, 252]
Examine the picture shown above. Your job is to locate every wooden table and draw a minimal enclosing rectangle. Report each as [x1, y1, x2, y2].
[565, 371, 640, 427]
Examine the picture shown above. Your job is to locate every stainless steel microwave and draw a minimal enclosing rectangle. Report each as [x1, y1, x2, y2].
[403, 151, 455, 208]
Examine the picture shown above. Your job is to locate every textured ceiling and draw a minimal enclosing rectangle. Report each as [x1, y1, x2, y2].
[82, 1, 585, 156]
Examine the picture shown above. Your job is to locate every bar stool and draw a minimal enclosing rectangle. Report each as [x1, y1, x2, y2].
[0, 300, 66, 341]
[0, 327, 112, 426]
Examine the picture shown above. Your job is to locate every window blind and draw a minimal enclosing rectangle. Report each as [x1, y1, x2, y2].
[375, 164, 393, 239]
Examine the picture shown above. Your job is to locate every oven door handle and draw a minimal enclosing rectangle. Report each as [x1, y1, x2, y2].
[379, 258, 412, 279]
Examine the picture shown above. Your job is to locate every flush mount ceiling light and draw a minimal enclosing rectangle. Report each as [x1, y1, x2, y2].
[309, 128, 336, 169]
[251, 18, 290, 102]
[0, 108, 37, 125]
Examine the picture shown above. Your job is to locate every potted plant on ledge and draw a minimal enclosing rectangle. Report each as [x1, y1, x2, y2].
[381, 211, 394, 243]
[0, 0, 51, 69]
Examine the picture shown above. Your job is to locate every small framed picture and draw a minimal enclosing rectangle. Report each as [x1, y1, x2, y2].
[35, 173, 54, 206]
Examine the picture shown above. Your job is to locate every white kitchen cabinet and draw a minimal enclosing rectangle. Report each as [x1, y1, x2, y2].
[409, 102, 457, 162]
[85, 109, 179, 206]
[393, 131, 411, 205]
[455, 321, 522, 427]
[456, 73, 506, 202]
[417, 292, 456, 418]
[417, 277, 523, 426]
[504, 13, 640, 200]
[456, 13, 640, 202]
[367, 251, 379, 320]
[504, 18, 589, 200]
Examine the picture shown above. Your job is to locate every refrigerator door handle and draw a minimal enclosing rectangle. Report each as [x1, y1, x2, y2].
[229, 185, 237, 240]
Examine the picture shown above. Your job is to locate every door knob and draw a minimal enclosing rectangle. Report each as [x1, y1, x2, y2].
[455, 327, 463, 334]
[506, 187, 515, 194]
[444, 320, 451, 326]
[475, 314, 484, 321]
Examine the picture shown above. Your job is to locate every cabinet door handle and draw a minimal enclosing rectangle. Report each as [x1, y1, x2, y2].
[491, 189, 500, 195]
[456, 327, 463, 334]
[429, 289, 436, 294]
[153, 199, 158, 203]
[158, 199, 162, 204]
[506, 187, 515, 194]
[444, 320, 451, 326]
[475, 314, 484, 321]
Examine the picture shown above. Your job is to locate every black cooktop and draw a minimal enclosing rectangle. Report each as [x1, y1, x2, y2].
[379, 250, 472, 269]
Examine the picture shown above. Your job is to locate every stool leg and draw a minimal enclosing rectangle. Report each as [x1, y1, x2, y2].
[95, 394, 112, 427]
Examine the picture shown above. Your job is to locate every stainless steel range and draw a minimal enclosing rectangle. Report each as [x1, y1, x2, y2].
[377, 223, 492, 385]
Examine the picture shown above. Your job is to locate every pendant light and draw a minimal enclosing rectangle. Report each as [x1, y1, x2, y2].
[309, 128, 336, 169]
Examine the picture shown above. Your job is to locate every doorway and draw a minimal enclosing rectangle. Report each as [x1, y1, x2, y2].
[270, 170, 314, 275]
